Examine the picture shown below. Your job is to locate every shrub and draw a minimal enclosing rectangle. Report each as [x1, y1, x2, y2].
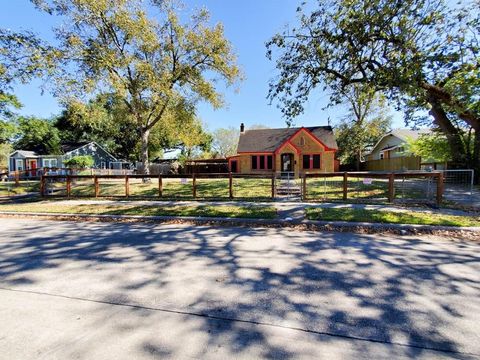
[64, 155, 94, 169]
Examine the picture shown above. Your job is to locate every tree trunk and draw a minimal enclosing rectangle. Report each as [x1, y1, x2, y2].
[473, 130, 480, 184]
[140, 127, 150, 175]
[427, 95, 466, 166]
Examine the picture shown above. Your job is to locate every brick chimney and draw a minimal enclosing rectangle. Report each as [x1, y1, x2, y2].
[240, 123, 245, 133]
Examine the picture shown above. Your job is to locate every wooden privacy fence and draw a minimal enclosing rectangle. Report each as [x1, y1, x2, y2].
[365, 156, 421, 171]
[40, 173, 276, 199]
[303, 171, 443, 205]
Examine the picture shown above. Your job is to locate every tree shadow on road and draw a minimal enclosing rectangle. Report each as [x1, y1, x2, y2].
[0, 220, 479, 358]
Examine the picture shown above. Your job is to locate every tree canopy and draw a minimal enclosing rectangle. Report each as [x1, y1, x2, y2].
[1, 0, 241, 174]
[267, 0, 480, 176]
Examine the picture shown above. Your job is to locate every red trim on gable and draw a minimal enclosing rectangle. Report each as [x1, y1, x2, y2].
[275, 140, 301, 154]
[275, 127, 336, 153]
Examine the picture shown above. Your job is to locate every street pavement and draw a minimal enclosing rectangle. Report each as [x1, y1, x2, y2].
[0, 218, 479, 359]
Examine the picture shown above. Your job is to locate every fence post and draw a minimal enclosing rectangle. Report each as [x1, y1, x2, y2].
[192, 174, 196, 198]
[229, 173, 233, 199]
[125, 176, 129, 197]
[388, 173, 395, 203]
[271, 174, 275, 199]
[15, 171, 19, 186]
[343, 172, 348, 200]
[436, 172, 444, 206]
[94, 176, 99, 197]
[66, 175, 71, 197]
[158, 175, 163, 197]
[40, 175, 45, 197]
[303, 174, 307, 200]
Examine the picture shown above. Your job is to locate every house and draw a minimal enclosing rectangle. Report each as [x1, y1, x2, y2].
[228, 123, 338, 177]
[365, 129, 430, 171]
[8, 141, 117, 175]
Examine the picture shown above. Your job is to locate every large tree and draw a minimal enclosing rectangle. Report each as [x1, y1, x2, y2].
[211, 126, 239, 158]
[267, 0, 480, 178]
[2, 0, 240, 174]
[14, 116, 61, 154]
[334, 86, 392, 170]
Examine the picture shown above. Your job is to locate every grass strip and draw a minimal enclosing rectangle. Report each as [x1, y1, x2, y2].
[0, 202, 277, 219]
[305, 207, 480, 227]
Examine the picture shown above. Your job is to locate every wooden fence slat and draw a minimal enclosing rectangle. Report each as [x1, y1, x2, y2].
[158, 176, 163, 197]
[125, 176, 129, 197]
[302, 175, 307, 200]
[192, 174, 196, 198]
[271, 175, 275, 199]
[66, 176, 71, 197]
[437, 172, 444, 206]
[94, 176, 99, 197]
[40, 175, 45, 197]
[229, 173, 233, 199]
[388, 173, 395, 203]
[343, 172, 348, 200]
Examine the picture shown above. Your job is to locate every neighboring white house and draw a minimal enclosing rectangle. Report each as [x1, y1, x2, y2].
[366, 129, 430, 161]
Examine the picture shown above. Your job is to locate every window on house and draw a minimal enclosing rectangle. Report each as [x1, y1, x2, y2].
[16, 159, 24, 171]
[380, 153, 384, 160]
[313, 154, 321, 169]
[267, 155, 273, 170]
[303, 155, 310, 169]
[259, 155, 265, 169]
[251, 155, 258, 170]
[43, 159, 57, 168]
[299, 136, 306, 146]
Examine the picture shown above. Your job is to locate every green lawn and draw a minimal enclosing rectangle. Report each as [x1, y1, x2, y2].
[305, 207, 480, 227]
[0, 201, 277, 219]
[47, 177, 274, 199]
[0, 181, 40, 196]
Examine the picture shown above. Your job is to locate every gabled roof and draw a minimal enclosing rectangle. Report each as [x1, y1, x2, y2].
[371, 128, 431, 153]
[10, 150, 39, 158]
[61, 141, 92, 153]
[237, 126, 337, 153]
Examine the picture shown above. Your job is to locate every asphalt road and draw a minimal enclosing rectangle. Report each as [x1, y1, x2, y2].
[0, 218, 479, 359]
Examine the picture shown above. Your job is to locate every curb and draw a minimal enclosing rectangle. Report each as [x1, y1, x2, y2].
[0, 211, 479, 235]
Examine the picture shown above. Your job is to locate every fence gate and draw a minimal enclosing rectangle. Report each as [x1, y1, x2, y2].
[441, 169, 474, 202]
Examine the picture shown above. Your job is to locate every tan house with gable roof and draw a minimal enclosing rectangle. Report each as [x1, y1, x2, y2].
[228, 123, 338, 177]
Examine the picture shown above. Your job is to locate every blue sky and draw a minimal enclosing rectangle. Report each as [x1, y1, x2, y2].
[1, 0, 403, 131]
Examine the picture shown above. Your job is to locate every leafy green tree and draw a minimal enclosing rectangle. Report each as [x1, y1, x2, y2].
[14, 116, 61, 154]
[19, 0, 240, 174]
[64, 155, 94, 169]
[404, 133, 453, 164]
[211, 127, 239, 158]
[267, 0, 480, 177]
[0, 143, 12, 169]
[334, 86, 392, 170]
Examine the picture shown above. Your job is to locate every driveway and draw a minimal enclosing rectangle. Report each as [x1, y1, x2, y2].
[0, 218, 479, 359]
